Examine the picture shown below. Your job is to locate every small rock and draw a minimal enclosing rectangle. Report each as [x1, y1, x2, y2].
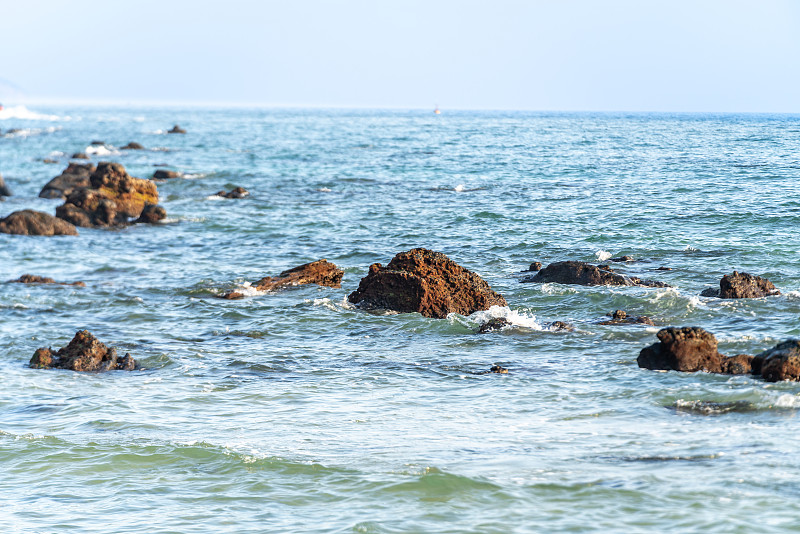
[90, 140, 106, 146]
[221, 291, 244, 300]
[71, 152, 89, 160]
[8, 274, 85, 287]
[720, 354, 755, 375]
[655, 266, 673, 271]
[522, 261, 669, 288]
[610, 255, 635, 262]
[220, 259, 344, 299]
[757, 340, 800, 382]
[638, 327, 723, 373]
[720, 271, 780, 299]
[547, 321, 574, 331]
[489, 365, 509, 374]
[29, 330, 137, 372]
[133, 203, 167, 224]
[215, 187, 249, 199]
[528, 261, 542, 272]
[599, 309, 655, 326]
[478, 317, 510, 333]
[42, 158, 60, 164]
[0, 174, 11, 197]
[153, 170, 182, 179]
[0, 210, 78, 236]
[167, 125, 186, 134]
[121, 142, 144, 150]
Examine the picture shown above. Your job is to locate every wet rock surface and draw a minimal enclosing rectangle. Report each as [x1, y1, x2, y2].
[599, 309, 655, 326]
[121, 142, 144, 150]
[0, 210, 79, 236]
[348, 248, 507, 319]
[215, 187, 249, 199]
[168, 125, 186, 134]
[220, 260, 344, 299]
[757, 340, 800, 382]
[153, 169, 182, 179]
[0, 174, 11, 197]
[638, 327, 724, 373]
[39, 163, 95, 199]
[523, 261, 670, 288]
[701, 271, 780, 299]
[71, 152, 89, 160]
[528, 261, 542, 272]
[134, 203, 167, 224]
[29, 330, 136, 372]
[478, 317, 510, 333]
[8, 274, 85, 286]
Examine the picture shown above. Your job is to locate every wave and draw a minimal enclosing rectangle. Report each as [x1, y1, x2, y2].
[0, 105, 66, 121]
[595, 250, 612, 261]
[462, 305, 545, 330]
[84, 145, 120, 156]
[2, 126, 61, 138]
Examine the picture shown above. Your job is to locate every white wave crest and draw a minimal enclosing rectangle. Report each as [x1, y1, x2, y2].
[595, 250, 612, 261]
[85, 145, 120, 156]
[684, 245, 698, 251]
[784, 290, 800, 300]
[307, 296, 355, 311]
[231, 281, 268, 297]
[775, 394, 800, 408]
[466, 305, 544, 330]
[454, 184, 465, 192]
[0, 105, 66, 121]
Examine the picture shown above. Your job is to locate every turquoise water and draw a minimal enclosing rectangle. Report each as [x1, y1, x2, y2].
[2, 106, 800, 533]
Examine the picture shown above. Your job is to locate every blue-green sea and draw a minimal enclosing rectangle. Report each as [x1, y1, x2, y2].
[2, 105, 800, 533]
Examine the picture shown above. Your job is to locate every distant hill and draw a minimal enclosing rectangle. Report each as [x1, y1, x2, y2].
[0, 78, 27, 101]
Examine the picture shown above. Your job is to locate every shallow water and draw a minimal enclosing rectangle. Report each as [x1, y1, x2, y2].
[2, 106, 800, 533]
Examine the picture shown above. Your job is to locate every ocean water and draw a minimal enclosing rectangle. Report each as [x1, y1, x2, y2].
[2, 105, 800, 533]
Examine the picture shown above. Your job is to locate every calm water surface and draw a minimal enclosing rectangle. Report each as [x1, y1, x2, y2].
[2, 106, 800, 533]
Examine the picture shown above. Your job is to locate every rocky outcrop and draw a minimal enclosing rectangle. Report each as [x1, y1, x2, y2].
[0, 210, 78, 236]
[478, 317, 510, 333]
[121, 142, 144, 150]
[220, 259, 344, 299]
[8, 274, 85, 286]
[29, 330, 136, 372]
[134, 203, 167, 224]
[153, 170, 182, 179]
[0, 174, 11, 197]
[348, 248, 507, 319]
[599, 309, 654, 326]
[39, 163, 95, 199]
[700, 271, 780, 299]
[215, 187, 249, 199]
[55, 162, 159, 227]
[167, 125, 186, 134]
[757, 340, 800, 382]
[637, 327, 724, 373]
[522, 261, 669, 288]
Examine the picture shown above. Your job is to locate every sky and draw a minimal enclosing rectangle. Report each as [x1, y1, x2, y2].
[1, 0, 799, 112]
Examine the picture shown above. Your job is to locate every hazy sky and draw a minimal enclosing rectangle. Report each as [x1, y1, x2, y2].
[2, 0, 799, 111]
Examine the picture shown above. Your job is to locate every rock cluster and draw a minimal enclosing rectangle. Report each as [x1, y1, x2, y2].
[215, 187, 249, 199]
[8, 274, 85, 286]
[700, 271, 780, 298]
[221, 260, 344, 299]
[0, 210, 78, 236]
[348, 248, 507, 318]
[522, 261, 669, 288]
[29, 330, 136, 372]
[39, 163, 95, 199]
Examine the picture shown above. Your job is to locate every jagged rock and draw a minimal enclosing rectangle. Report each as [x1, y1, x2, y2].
[0, 210, 78, 236]
[39, 163, 95, 199]
[167, 125, 186, 134]
[528, 261, 542, 271]
[29, 330, 136, 372]
[757, 340, 800, 382]
[153, 170, 182, 179]
[121, 142, 144, 150]
[215, 187, 249, 199]
[55, 162, 158, 227]
[478, 317, 510, 333]
[638, 327, 723, 373]
[220, 260, 344, 299]
[8, 274, 85, 287]
[599, 309, 655, 326]
[134, 203, 167, 224]
[0, 174, 11, 197]
[348, 248, 506, 319]
[720, 354, 755, 375]
[523, 261, 669, 288]
[702, 271, 780, 299]
[489, 365, 508, 374]
[71, 152, 89, 160]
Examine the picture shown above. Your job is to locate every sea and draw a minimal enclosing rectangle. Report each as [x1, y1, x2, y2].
[1, 105, 800, 533]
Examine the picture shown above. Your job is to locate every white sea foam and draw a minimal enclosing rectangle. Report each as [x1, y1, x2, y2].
[0, 105, 66, 121]
[85, 145, 119, 156]
[595, 250, 612, 261]
[684, 245, 698, 251]
[785, 290, 800, 300]
[230, 282, 268, 297]
[308, 296, 355, 311]
[48, 150, 65, 157]
[317, 187, 332, 193]
[774, 394, 800, 408]
[466, 305, 544, 330]
[454, 184, 465, 192]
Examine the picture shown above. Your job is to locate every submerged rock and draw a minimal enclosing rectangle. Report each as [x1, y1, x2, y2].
[610, 255, 635, 262]
[29, 330, 136, 372]
[167, 125, 186, 134]
[215, 187, 249, 199]
[134, 203, 167, 224]
[478, 317, 510, 333]
[0, 174, 11, 197]
[489, 365, 509, 374]
[701, 271, 780, 299]
[348, 248, 507, 319]
[153, 169, 182, 179]
[599, 309, 655, 326]
[528, 261, 542, 272]
[0, 210, 78, 236]
[8, 274, 85, 287]
[39, 163, 95, 199]
[71, 152, 89, 160]
[757, 340, 800, 382]
[522, 261, 669, 288]
[121, 142, 144, 150]
[547, 321, 574, 331]
[55, 162, 159, 227]
[220, 259, 344, 299]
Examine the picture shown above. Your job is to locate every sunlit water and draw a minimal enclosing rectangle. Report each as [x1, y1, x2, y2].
[2, 106, 800, 533]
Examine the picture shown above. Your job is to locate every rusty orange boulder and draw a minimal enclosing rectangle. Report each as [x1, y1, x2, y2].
[220, 259, 344, 298]
[29, 330, 136, 372]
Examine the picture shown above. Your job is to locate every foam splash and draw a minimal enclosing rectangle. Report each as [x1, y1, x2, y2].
[684, 245, 698, 251]
[3, 126, 61, 138]
[774, 394, 800, 408]
[230, 281, 268, 297]
[308, 296, 355, 311]
[317, 187, 332, 193]
[785, 290, 800, 300]
[595, 250, 612, 261]
[0, 105, 66, 121]
[454, 184, 465, 192]
[85, 145, 119, 156]
[465, 305, 544, 330]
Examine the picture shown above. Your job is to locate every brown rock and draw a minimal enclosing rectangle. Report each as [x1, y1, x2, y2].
[39, 163, 95, 199]
[720, 354, 755, 375]
[523, 261, 670, 288]
[121, 142, 144, 150]
[134, 203, 167, 224]
[215, 187, 249, 199]
[637, 327, 723, 373]
[219, 260, 344, 299]
[153, 170, 182, 179]
[719, 271, 780, 299]
[9, 274, 85, 287]
[28, 330, 137, 372]
[489, 365, 509, 374]
[0, 210, 78, 236]
[610, 255, 635, 262]
[547, 321, 574, 331]
[71, 152, 89, 160]
[528, 261, 542, 271]
[348, 249, 506, 319]
[0, 174, 11, 197]
[599, 309, 655, 326]
[478, 317, 510, 333]
[757, 340, 800, 382]
[167, 125, 186, 134]
[56, 190, 125, 227]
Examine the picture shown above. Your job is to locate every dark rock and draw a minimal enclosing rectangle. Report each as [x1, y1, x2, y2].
[39, 163, 95, 199]
[9, 274, 85, 287]
[90, 140, 105, 146]
[655, 266, 673, 271]
[547, 321, 574, 331]
[528, 261, 542, 272]
[757, 340, 800, 382]
[719, 271, 780, 299]
[42, 158, 60, 164]
[0, 210, 78, 236]
[489, 365, 508, 374]
[56, 190, 125, 227]
[71, 152, 89, 160]
[29, 330, 136, 372]
[478, 317, 510, 333]
[215, 187, 249, 199]
[599, 309, 655, 326]
[523, 261, 670, 288]
[167, 125, 186, 134]
[700, 288, 720, 297]
[611, 255, 635, 262]
[153, 170, 182, 179]
[720, 354, 755, 375]
[637, 327, 723, 373]
[134, 203, 167, 224]
[121, 142, 144, 150]
[348, 249, 507, 319]
[0, 174, 11, 197]
[220, 259, 344, 299]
